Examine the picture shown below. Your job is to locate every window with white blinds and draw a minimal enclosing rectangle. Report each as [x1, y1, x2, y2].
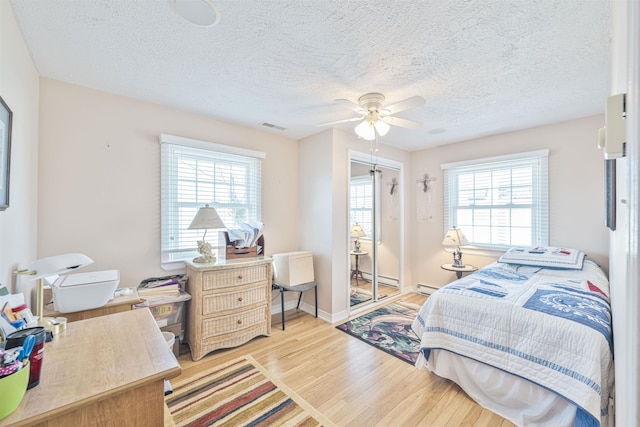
[160, 134, 264, 266]
[442, 150, 549, 250]
[350, 176, 373, 237]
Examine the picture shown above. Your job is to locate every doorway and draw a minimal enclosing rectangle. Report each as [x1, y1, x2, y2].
[348, 153, 402, 309]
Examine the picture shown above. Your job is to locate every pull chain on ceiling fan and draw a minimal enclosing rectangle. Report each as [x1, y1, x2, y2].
[318, 92, 426, 140]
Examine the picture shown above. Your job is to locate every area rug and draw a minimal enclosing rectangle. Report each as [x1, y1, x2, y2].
[336, 300, 421, 365]
[350, 288, 372, 306]
[165, 355, 335, 427]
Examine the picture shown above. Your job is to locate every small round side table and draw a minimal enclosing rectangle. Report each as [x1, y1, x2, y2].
[441, 263, 477, 279]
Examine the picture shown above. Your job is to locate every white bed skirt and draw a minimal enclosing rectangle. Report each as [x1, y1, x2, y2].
[422, 350, 577, 427]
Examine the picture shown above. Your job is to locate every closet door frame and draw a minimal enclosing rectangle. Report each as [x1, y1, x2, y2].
[347, 150, 404, 312]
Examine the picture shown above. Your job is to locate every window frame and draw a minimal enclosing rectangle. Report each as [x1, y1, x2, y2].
[349, 174, 374, 240]
[160, 134, 265, 270]
[441, 150, 549, 253]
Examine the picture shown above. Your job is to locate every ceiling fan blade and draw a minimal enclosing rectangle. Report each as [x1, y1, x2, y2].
[335, 98, 365, 114]
[317, 116, 363, 127]
[384, 96, 426, 115]
[382, 116, 422, 129]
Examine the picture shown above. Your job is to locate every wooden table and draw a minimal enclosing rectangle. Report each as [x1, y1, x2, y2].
[350, 250, 368, 284]
[0, 309, 181, 426]
[441, 263, 478, 279]
[43, 288, 143, 322]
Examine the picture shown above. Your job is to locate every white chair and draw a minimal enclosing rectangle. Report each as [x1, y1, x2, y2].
[272, 251, 317, 330]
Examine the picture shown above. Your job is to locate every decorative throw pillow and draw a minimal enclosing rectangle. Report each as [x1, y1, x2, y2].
[498, 246, 586, 270]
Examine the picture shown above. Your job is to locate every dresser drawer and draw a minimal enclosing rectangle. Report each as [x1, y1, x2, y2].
[202, 284, 268, 315]
[202, 264, 269, 290]
[201, 306, 267, 339]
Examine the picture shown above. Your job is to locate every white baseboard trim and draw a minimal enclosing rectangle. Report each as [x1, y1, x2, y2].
[271, 298, 333, 325]
[361, 272, 399, 288]
[416, 283, 441, 295]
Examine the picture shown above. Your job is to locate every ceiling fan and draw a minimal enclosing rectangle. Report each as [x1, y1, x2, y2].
[318, 92, 426, 140]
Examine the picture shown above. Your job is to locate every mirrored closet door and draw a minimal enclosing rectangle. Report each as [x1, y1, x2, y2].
[349, 155, 401, 309]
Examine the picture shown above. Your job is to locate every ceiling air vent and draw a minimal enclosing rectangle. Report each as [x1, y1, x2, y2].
[260, 122, 286, 131]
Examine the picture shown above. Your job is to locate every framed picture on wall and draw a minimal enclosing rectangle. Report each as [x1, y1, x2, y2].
[0, 96, 12, 211]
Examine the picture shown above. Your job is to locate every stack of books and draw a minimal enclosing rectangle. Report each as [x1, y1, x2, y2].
[138, 278, 181, 298]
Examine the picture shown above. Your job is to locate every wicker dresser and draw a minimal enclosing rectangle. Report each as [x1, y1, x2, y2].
[185, 258, 272, 361]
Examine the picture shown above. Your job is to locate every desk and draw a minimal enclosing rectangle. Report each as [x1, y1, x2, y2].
[0, 309, 181, 426]
[350, 250, 368, 285]
[441, 263, 478, 279]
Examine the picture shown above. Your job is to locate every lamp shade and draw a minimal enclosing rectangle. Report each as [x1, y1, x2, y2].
[350, 224, 366, 238]
[355, 120, 376, 140]
[355, 119, 390, 140]
[28, 253, 94, 280]
[441, 227, 469, 248]
[188, 204, 225, 230]
[374, 120, 390, 136]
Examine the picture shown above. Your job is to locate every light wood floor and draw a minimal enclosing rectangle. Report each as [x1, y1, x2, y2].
[174, 293, 515, 427]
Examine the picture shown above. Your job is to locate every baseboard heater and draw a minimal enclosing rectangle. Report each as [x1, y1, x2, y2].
[361, 272, 399, 288]
[417, 283, 440, 295]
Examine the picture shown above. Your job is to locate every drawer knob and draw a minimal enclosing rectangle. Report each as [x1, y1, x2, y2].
[237, 275, 243, 280]
[238, 297, 243, 302]
[237, 320, 242, 325]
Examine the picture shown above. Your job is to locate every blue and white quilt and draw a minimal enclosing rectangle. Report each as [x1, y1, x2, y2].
[412, 260, 614, 427]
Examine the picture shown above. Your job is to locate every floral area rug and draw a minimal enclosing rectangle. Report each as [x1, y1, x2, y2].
[350, 288, 373, 306]
[336, 300, 421, 364]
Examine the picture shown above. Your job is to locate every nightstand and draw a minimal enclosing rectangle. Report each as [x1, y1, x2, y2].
[441, 263, 478, 279]
[350, 250, 368, 284]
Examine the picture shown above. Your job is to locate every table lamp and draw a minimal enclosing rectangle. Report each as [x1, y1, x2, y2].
[442, 227, 469, 268]
[14, 253, 94, 325]
[350, 224, 366, 252]
[189, 204, 226, 263]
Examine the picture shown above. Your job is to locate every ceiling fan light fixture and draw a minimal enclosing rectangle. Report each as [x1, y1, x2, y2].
[355, 120, 376, 140]
[374, 120, 390, 136]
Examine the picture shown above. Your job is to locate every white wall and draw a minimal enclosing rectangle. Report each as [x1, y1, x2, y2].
[411, 115, 609, 288]
[0, 2, 39, 297]
[297, 129, 336, 316]
[37, 79, 299, 288]
[298, 128, 411, 320]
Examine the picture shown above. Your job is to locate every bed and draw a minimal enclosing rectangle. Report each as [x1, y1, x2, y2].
[411, 246, 614, 427]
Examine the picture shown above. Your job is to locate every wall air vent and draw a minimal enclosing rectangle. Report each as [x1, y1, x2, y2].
[260, 122, 286, 131]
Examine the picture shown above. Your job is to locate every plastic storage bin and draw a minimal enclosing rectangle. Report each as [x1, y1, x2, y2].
[135, 290, 191, 340]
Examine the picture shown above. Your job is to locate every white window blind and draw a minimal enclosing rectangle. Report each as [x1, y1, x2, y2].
[442, 150, 548, 250]
[160, 134, 264, 266]
[350, 176, 373, 237]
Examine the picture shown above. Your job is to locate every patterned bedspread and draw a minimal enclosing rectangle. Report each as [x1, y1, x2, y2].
[411, 260, 614, 427]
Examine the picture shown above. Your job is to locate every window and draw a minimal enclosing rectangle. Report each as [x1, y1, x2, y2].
[442, 150, 548, 250]
[350, 176, 373, 237]
[160, 134, 264, 267]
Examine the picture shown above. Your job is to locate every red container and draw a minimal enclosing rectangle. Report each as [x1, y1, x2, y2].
[5, 327, 46, 389]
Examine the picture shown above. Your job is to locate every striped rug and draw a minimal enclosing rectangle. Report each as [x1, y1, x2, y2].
[165, 355, 334, 427]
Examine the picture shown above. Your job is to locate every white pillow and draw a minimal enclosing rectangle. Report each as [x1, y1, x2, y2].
[498, 246, 586, 270]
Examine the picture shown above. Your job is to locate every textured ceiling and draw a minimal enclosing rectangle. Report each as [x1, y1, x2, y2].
[10, 0, 610, 151]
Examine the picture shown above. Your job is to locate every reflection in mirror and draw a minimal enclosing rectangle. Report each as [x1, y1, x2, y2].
[349, 160, 400, 308]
